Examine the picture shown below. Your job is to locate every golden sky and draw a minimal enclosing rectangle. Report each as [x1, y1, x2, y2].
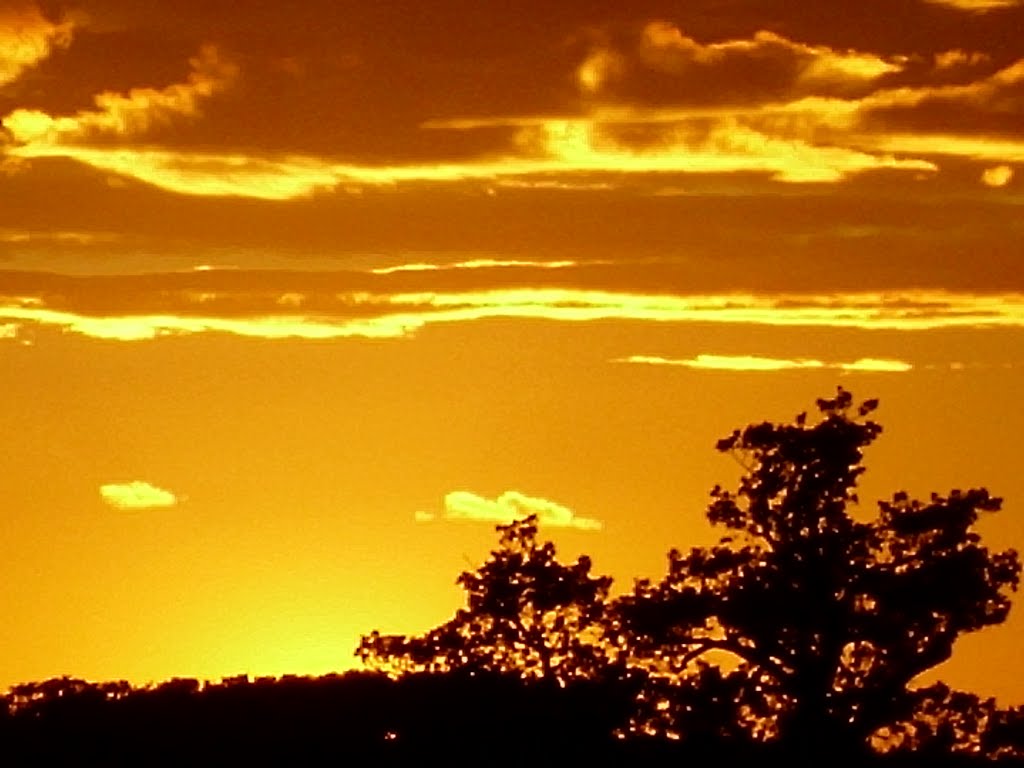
[2, 0, 1023, 699]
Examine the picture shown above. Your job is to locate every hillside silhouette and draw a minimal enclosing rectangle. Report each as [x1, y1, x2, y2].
[4, 389, 1024, 766]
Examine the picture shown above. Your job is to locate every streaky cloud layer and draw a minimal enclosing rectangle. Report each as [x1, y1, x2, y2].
[3, 280, 1024, 342]
[614, 354, 913, 372]
[922, 0, 1022, 10]
[10, 22, 1024, 198]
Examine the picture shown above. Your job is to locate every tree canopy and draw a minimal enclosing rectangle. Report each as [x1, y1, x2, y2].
[620, 388, 1020, 758]
[363, 388, 1021, 763]
[358, 514, 630, 685]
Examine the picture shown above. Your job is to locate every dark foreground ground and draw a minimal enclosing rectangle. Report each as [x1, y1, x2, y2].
[1, 671, 1020, 767]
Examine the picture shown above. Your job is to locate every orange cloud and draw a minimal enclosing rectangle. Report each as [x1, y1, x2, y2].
[2, 16, 1020, 198]
[578, 47, 625, 94]
[529, 118, 934, 183]
[5, 129, 929, 199]
[0, 26, 950, 199]
[6, 144, 341, 199]
[934, 50, 991, 70]
[424, 62, 1023, 185]
[981, 165, 1014, 186]
[0, 229, 118, 244]
[419, 490, 602, 531]
[370, 259, 579, 275]
[3, 44, 237, 145]
[860, 134, 1024, 164]
[99, 481, 178, 510]
[922, 0, 1022, 10]
[614, 354, 912, 373]
[851, 58, 1024, 115]
[5, 111, 936, 198]
[638, 22, 901, 85]
[841, 358, 914, 372]
[0, 3, 74, 87]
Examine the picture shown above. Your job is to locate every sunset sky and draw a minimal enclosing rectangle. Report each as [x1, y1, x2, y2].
[2, 0, 1023, 700]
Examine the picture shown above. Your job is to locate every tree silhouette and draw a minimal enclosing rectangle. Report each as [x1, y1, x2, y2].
[358, 515, 630, 686]
[358, 515, 647, 755]
[2, 390, 1023, 764]
[619, 388, 1020, 761]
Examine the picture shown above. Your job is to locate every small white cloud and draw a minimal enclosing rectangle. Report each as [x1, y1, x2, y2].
[413, 510, 436, 522]
[416, 490, 602, 531]
[981, 165, 1014, 187]
[100, 481, 178, 510]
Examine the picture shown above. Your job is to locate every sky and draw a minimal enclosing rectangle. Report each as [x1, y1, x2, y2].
[1, 0, 1023, 700]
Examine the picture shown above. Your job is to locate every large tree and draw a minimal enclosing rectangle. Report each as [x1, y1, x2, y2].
[619, 388, 1020, 760]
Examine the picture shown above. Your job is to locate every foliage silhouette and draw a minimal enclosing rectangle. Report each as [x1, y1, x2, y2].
[357, 514, 648, 753]
[0, 672, 670, 766]
[359, 515, 632, 686]
[618, 388, 1021, 761]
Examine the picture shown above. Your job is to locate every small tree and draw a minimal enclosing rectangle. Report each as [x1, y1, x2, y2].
[619, 388, 1020, 759]
[358, 515, 628, 685]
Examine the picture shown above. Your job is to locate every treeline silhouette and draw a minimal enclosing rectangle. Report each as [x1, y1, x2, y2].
[5, 390, 1024, 766]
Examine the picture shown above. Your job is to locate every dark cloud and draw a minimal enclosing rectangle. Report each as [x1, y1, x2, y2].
[857, 63, 1024, 136]
[10, 0, 1015, 162]
[0, 0, 1020, 295]
[1, 146, 1020, 295]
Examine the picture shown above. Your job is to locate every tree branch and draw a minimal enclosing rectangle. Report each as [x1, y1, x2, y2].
[677, 637, 791, 681]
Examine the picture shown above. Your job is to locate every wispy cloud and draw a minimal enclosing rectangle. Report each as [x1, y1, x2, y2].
[0, 229, 119, 245]
[2, 16, 1022, 198]
[0, 3, 74, 87]
[634, 22, 902, 88]
[860, 134, 1024, 164]
[0, 26, 950, 198]
[369, 258, 578, 275]
[922, 0, 1022, 11]
[99, 481, 178, 510]
[614, 354, 912, 372]
[933, 50, 992, 70]
[840, 358, 914, 372]
[416, 490, 602, 531]
[5, 119, 935, 198]
[432, 30, 1024, 188]
[3, 45, 237, 147]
